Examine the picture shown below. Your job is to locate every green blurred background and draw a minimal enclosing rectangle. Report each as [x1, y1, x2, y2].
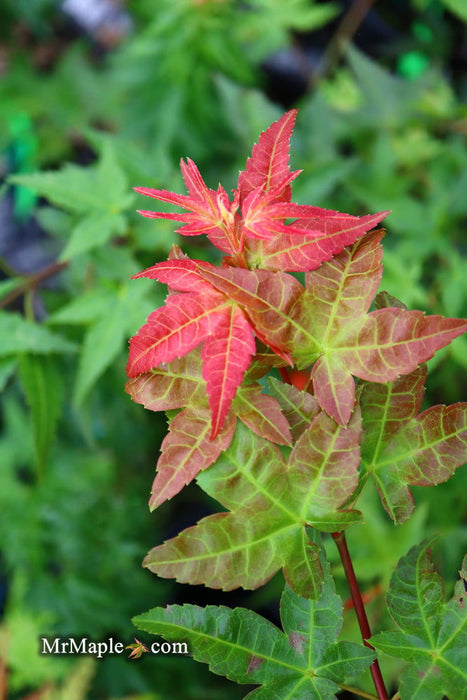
[0, 1, 466, 698]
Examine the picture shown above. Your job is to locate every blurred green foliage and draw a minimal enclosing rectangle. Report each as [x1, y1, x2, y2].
[0, 0, 466, 698]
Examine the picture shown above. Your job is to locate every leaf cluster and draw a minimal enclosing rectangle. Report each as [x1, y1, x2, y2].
[126, 112, 466, 699]
[1, 4, 466, 698]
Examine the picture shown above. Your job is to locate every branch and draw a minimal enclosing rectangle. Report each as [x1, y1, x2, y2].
[332, 531, 389, 700]
[311, 0, 377, 85]
[0, 260, 68, 309]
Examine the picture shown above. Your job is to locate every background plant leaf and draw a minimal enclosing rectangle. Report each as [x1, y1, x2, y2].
[18, 354, 63, 472]
[371, 540, 467, 700]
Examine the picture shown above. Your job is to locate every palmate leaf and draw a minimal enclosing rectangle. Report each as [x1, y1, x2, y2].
[289, 230, 467, 424]
[360, 364, 467, 524]
[144, 414, 363, 595]
[127, 259, 256, 438]
[134, 554, 375, 700]
[126, 351, 291, 509]
[371, 541, 467, 700]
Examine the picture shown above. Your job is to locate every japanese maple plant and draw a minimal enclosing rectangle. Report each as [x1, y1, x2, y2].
[125, 111, 467, 700]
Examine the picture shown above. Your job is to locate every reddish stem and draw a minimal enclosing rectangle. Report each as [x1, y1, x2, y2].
[279, 367, 292, 384]
[332, 531, 389, 700]
[344, 582, 383, 611]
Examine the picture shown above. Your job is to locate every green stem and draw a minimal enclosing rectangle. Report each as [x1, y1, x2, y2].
[332, 531, 389, 700]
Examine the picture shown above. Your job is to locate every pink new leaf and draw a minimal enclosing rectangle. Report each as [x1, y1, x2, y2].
[131, 256, 214, 294]
[237, 110, 300, 202]
[127, 291, 226, 377]
[135, 158, 240, 254]
[244, 210, 389, 272]
[127, 260, 259, 436]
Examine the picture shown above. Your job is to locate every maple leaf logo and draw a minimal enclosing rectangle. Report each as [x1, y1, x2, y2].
[125, 638, 148, 659]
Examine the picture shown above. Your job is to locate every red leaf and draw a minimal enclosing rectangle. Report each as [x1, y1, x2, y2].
[237, 110, 299, 201]
[202, 305, 256, 439]
[127, 259, 260, 436]
[127, 292, 226, 377]
[244, 210, 389, 272]
[131, 257, 214, 294]
[135, 159, 239, 254]
[149, 407, 235, 510]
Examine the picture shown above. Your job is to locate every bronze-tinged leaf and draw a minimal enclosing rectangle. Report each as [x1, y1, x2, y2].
[144, 410, 362, 593]
[127, 292, 227, 377]
[268, 378, 319, 441]
[125, 352, 206, 412]
[289, 406, 362, 519]
[234, 384, 292, 445]
[196, 264, 304, 355]
[290, 231, 467, 424]
[149, 407, 235, 510]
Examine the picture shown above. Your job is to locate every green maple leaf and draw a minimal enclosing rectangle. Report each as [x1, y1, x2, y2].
[360, 363, 467, 524]
[143, 415, 363, 597]
[134, 549, 375, 699]
[371, 541, 467, 700]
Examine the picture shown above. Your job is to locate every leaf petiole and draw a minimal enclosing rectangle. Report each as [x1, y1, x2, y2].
[332, 530, 389, 700]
